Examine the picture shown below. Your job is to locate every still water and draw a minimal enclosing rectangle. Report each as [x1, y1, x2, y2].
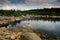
[6, 18, 60, 37]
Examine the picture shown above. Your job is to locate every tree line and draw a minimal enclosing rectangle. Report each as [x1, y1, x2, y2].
[0, 8, 60, 16]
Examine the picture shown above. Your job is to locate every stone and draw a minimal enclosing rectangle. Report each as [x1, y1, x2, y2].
[20, 32, 42, 40]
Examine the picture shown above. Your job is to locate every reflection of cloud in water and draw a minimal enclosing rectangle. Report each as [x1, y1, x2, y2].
[54, 22, 60, 31]
[20, 20, 56, 31]
[6, 20, 59, 31]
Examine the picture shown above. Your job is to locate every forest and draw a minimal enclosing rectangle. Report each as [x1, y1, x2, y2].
[0, 8, 60, 16]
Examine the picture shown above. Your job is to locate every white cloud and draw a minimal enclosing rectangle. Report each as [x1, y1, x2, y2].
[25, 0, 57, 5]
[0, 5, 38, 10]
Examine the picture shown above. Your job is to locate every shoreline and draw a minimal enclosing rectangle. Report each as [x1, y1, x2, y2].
[0, 16, 24, 27]
[30, 15, 60, 18]
[0, 15, 60, 27]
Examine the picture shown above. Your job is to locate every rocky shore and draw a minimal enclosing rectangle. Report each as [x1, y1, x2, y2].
[0, 16, 60, 40]
[0, 15, 60, 27]
[0, 16, 24, 27]
[0, 27, 41, 40]
[0, 15, 31, 27]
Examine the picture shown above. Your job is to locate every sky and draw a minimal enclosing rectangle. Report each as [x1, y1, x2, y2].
[0, 0, 60, 10]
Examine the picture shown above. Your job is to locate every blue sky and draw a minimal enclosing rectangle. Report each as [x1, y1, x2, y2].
[0, 0, 60, 10]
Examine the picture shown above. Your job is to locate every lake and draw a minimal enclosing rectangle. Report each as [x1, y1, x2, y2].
[6, 17, 60, 37]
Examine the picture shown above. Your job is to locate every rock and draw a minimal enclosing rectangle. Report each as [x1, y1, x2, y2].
[20, 32, 42, 40]
[0, 27, 42, 40]
[11, 35, 15, 39]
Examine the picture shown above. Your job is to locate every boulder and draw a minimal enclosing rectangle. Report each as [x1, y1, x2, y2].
[20, 32, 41, 40]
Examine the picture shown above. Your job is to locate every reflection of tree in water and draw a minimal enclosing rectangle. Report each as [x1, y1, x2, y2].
[11, 21, 21, 27]
[6, 21, 22, 31]
[30, 17, 60, 22]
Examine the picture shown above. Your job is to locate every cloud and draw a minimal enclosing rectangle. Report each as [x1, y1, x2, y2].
[0, 0, 60, 10]
[25, 0, 57, 5]
[0, 0, 10, 6]
[9, 0, 25, 4]
[0, 5, 39, 10]
[25, 0, 60, 8]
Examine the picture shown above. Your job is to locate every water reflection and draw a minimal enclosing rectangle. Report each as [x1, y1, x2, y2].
[6, 18, 60, 37]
